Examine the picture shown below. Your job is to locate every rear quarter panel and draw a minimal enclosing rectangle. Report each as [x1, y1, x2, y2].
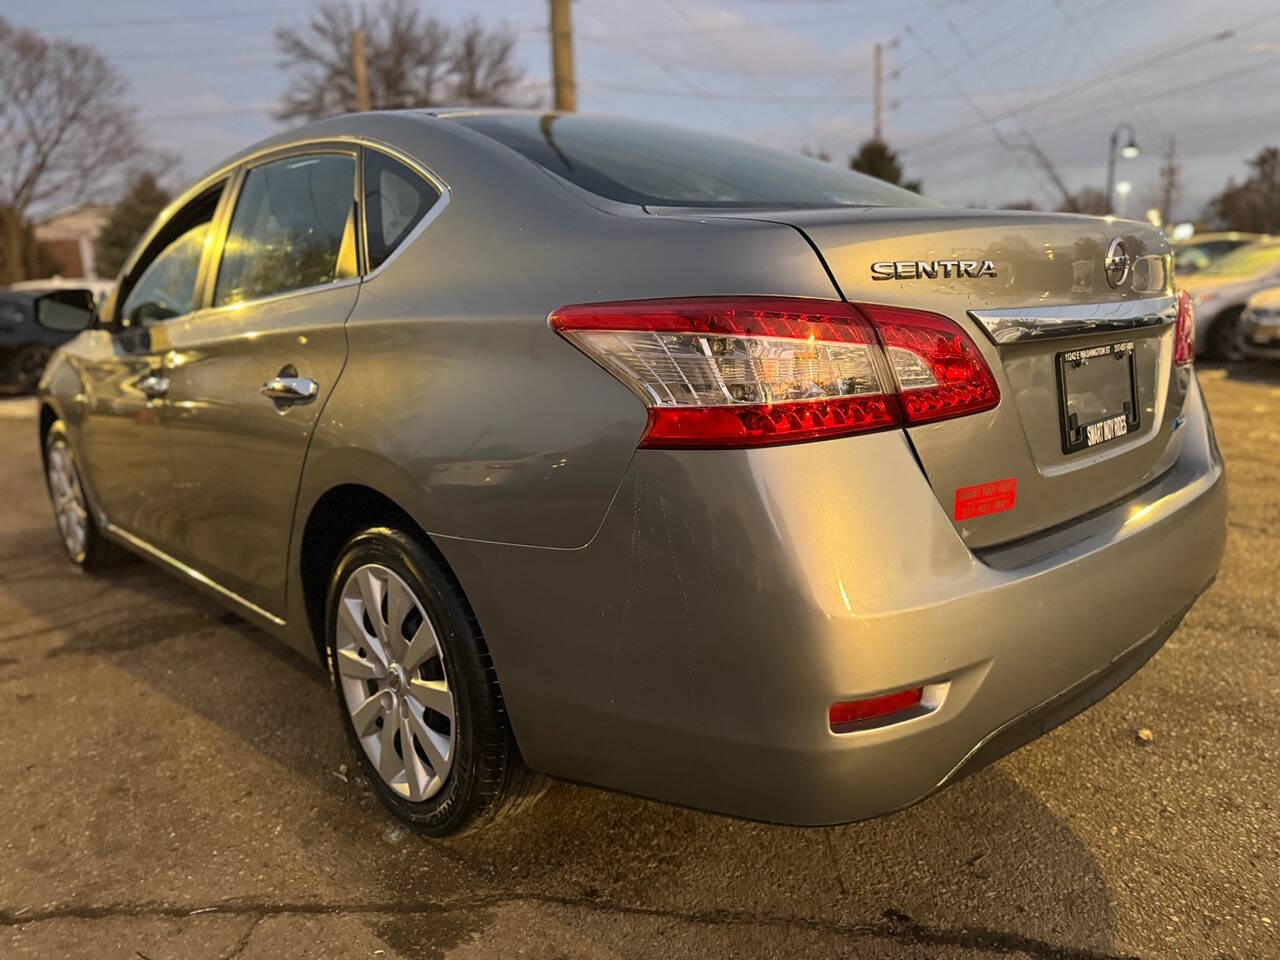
[295, 114, 841, 551]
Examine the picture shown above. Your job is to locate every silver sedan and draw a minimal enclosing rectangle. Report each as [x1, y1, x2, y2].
[34, 111, 1224, 835]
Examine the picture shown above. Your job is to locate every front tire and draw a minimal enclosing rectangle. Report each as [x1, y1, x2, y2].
[325, 527, 542, 836]
[43, 420, 116, 570]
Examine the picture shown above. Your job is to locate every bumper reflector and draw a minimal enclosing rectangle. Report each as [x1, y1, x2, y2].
[829, 687, 924, 732]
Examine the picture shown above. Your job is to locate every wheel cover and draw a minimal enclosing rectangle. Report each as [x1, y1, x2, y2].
[336, 563, 456, 801]
[47, 442, 88, 560]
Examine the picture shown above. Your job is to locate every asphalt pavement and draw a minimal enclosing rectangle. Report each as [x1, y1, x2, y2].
[0, 366, 1276, 960]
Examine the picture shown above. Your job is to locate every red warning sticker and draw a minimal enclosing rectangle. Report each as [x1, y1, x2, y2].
[954, 477, 1018, 521]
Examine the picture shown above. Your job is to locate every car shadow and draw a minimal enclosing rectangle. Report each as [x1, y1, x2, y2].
[0, 439, 1123, 958]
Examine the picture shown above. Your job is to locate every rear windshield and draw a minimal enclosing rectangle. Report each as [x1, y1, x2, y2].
[451, 113, 934, 210]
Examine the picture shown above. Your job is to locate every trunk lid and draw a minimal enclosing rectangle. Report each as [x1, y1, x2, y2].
[671, 206, 1185, 548]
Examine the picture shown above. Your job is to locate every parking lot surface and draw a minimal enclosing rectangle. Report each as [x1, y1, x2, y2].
[0, 366, 1276, 960]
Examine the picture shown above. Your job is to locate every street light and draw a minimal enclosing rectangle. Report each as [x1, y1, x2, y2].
[1106, 122, 1140, 215]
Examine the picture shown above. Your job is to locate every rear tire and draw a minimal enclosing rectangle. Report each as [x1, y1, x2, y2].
[43, 420, 117, 570]
[325, 526, 543, 836]
[1207, 307, 1245, 362]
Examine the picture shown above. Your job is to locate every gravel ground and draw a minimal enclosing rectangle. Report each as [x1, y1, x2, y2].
[0, 365, 1276, 960]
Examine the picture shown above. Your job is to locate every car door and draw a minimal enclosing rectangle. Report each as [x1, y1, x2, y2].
[160, 147, 360, 619]
[74, 182, 226, 545]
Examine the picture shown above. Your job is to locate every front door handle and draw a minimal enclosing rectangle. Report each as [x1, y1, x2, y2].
[261, 375, 318, 404]
[138, 374, 169, 399]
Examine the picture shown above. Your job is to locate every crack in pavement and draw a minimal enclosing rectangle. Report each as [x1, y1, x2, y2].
[218, 912, 264, 960]
[0, 894, 1139, 960]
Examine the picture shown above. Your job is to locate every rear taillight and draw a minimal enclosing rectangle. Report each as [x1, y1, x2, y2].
[1174, 288, 1195, 365]
[550, 297, 999, 448]
[861, 304, 1001, 425]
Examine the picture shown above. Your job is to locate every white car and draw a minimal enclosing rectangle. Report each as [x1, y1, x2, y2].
[1240, 285, 1280, 360]
[8, 277, 115, 306]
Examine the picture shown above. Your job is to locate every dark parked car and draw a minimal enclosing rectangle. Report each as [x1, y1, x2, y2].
[0, 290, 83, 393]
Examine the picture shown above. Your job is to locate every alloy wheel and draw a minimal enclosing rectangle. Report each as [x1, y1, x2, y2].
[335, 563, 456, 801]
[47, 442, 88, 560]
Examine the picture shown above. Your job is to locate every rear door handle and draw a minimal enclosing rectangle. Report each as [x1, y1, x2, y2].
[261, 376, 318, 404]
[138, 374, 169, 399]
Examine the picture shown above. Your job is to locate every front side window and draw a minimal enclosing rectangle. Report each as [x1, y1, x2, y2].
[214, 154, 357, 307]
[120, 223, 211, 326]
[365, 150, 441, 271]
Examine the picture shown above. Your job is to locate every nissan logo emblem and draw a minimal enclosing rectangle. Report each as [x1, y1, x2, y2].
[1104, 237, 1131, 288]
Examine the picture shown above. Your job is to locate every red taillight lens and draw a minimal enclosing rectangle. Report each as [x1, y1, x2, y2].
[550, 297, 1000, 449]
[862, 304, 1001, 424]
[829, 687, 924, 731]
[1174, 288, 1195, 366]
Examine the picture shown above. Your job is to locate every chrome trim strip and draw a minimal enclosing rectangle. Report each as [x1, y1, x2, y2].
[172, 276, 363, 328]
[969, 295, 1177, 345]
[104, 523, 286, 627]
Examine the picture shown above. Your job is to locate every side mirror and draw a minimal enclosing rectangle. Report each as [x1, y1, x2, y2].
[33, 289, 97, 333]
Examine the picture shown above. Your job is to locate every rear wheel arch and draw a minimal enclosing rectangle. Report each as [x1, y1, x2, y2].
[297, 483, 478, 667]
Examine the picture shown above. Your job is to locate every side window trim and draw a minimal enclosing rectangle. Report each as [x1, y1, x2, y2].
[205, 144, 362, 314]
[359, 140, 450, 281]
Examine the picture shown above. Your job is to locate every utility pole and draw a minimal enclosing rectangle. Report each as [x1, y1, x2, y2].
[352, 28, 371, 112]
[550, 0, 577, 112]
[873, 42, 883, 141]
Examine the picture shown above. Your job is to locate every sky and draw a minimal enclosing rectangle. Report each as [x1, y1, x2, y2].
[7, 0, 1280, 222]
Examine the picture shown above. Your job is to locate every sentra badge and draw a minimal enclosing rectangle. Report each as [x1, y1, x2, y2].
[871, 259, 998, 281]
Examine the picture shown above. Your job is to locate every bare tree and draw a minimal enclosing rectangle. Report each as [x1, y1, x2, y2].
[275, 0, 525, 123]
[448, 18, 522, 106]
[0, 19, 145, 283]
[1057, 188, 1110, 216]
[1205, 147, 1280, 233]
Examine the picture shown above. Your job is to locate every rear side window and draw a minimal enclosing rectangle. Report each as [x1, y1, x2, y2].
[451, 113, 935, 209]
[214, 154, 357, 307]
[364, 150, 440, 271]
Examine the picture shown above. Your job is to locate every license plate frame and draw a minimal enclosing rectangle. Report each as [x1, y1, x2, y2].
[1055, 339, 1140, 454]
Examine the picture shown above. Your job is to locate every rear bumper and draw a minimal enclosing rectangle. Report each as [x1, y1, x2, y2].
[438, 376, 1226, 824]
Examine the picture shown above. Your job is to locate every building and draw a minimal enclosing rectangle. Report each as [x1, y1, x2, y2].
[33, 204, 111, 279]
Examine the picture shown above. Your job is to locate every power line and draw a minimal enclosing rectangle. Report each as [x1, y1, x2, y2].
[923, 0, 1074, 203]
[1021, 54, 1280, 139]
[142, 105, 276, 122]
[26, 4, 322, 32]
[589, 81, 872, 104]
[900, 9, 1280, 160]
[1051, 0, 1160, 141]
[665, 0, 783, 97]
[905, 52, 1280, 178]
